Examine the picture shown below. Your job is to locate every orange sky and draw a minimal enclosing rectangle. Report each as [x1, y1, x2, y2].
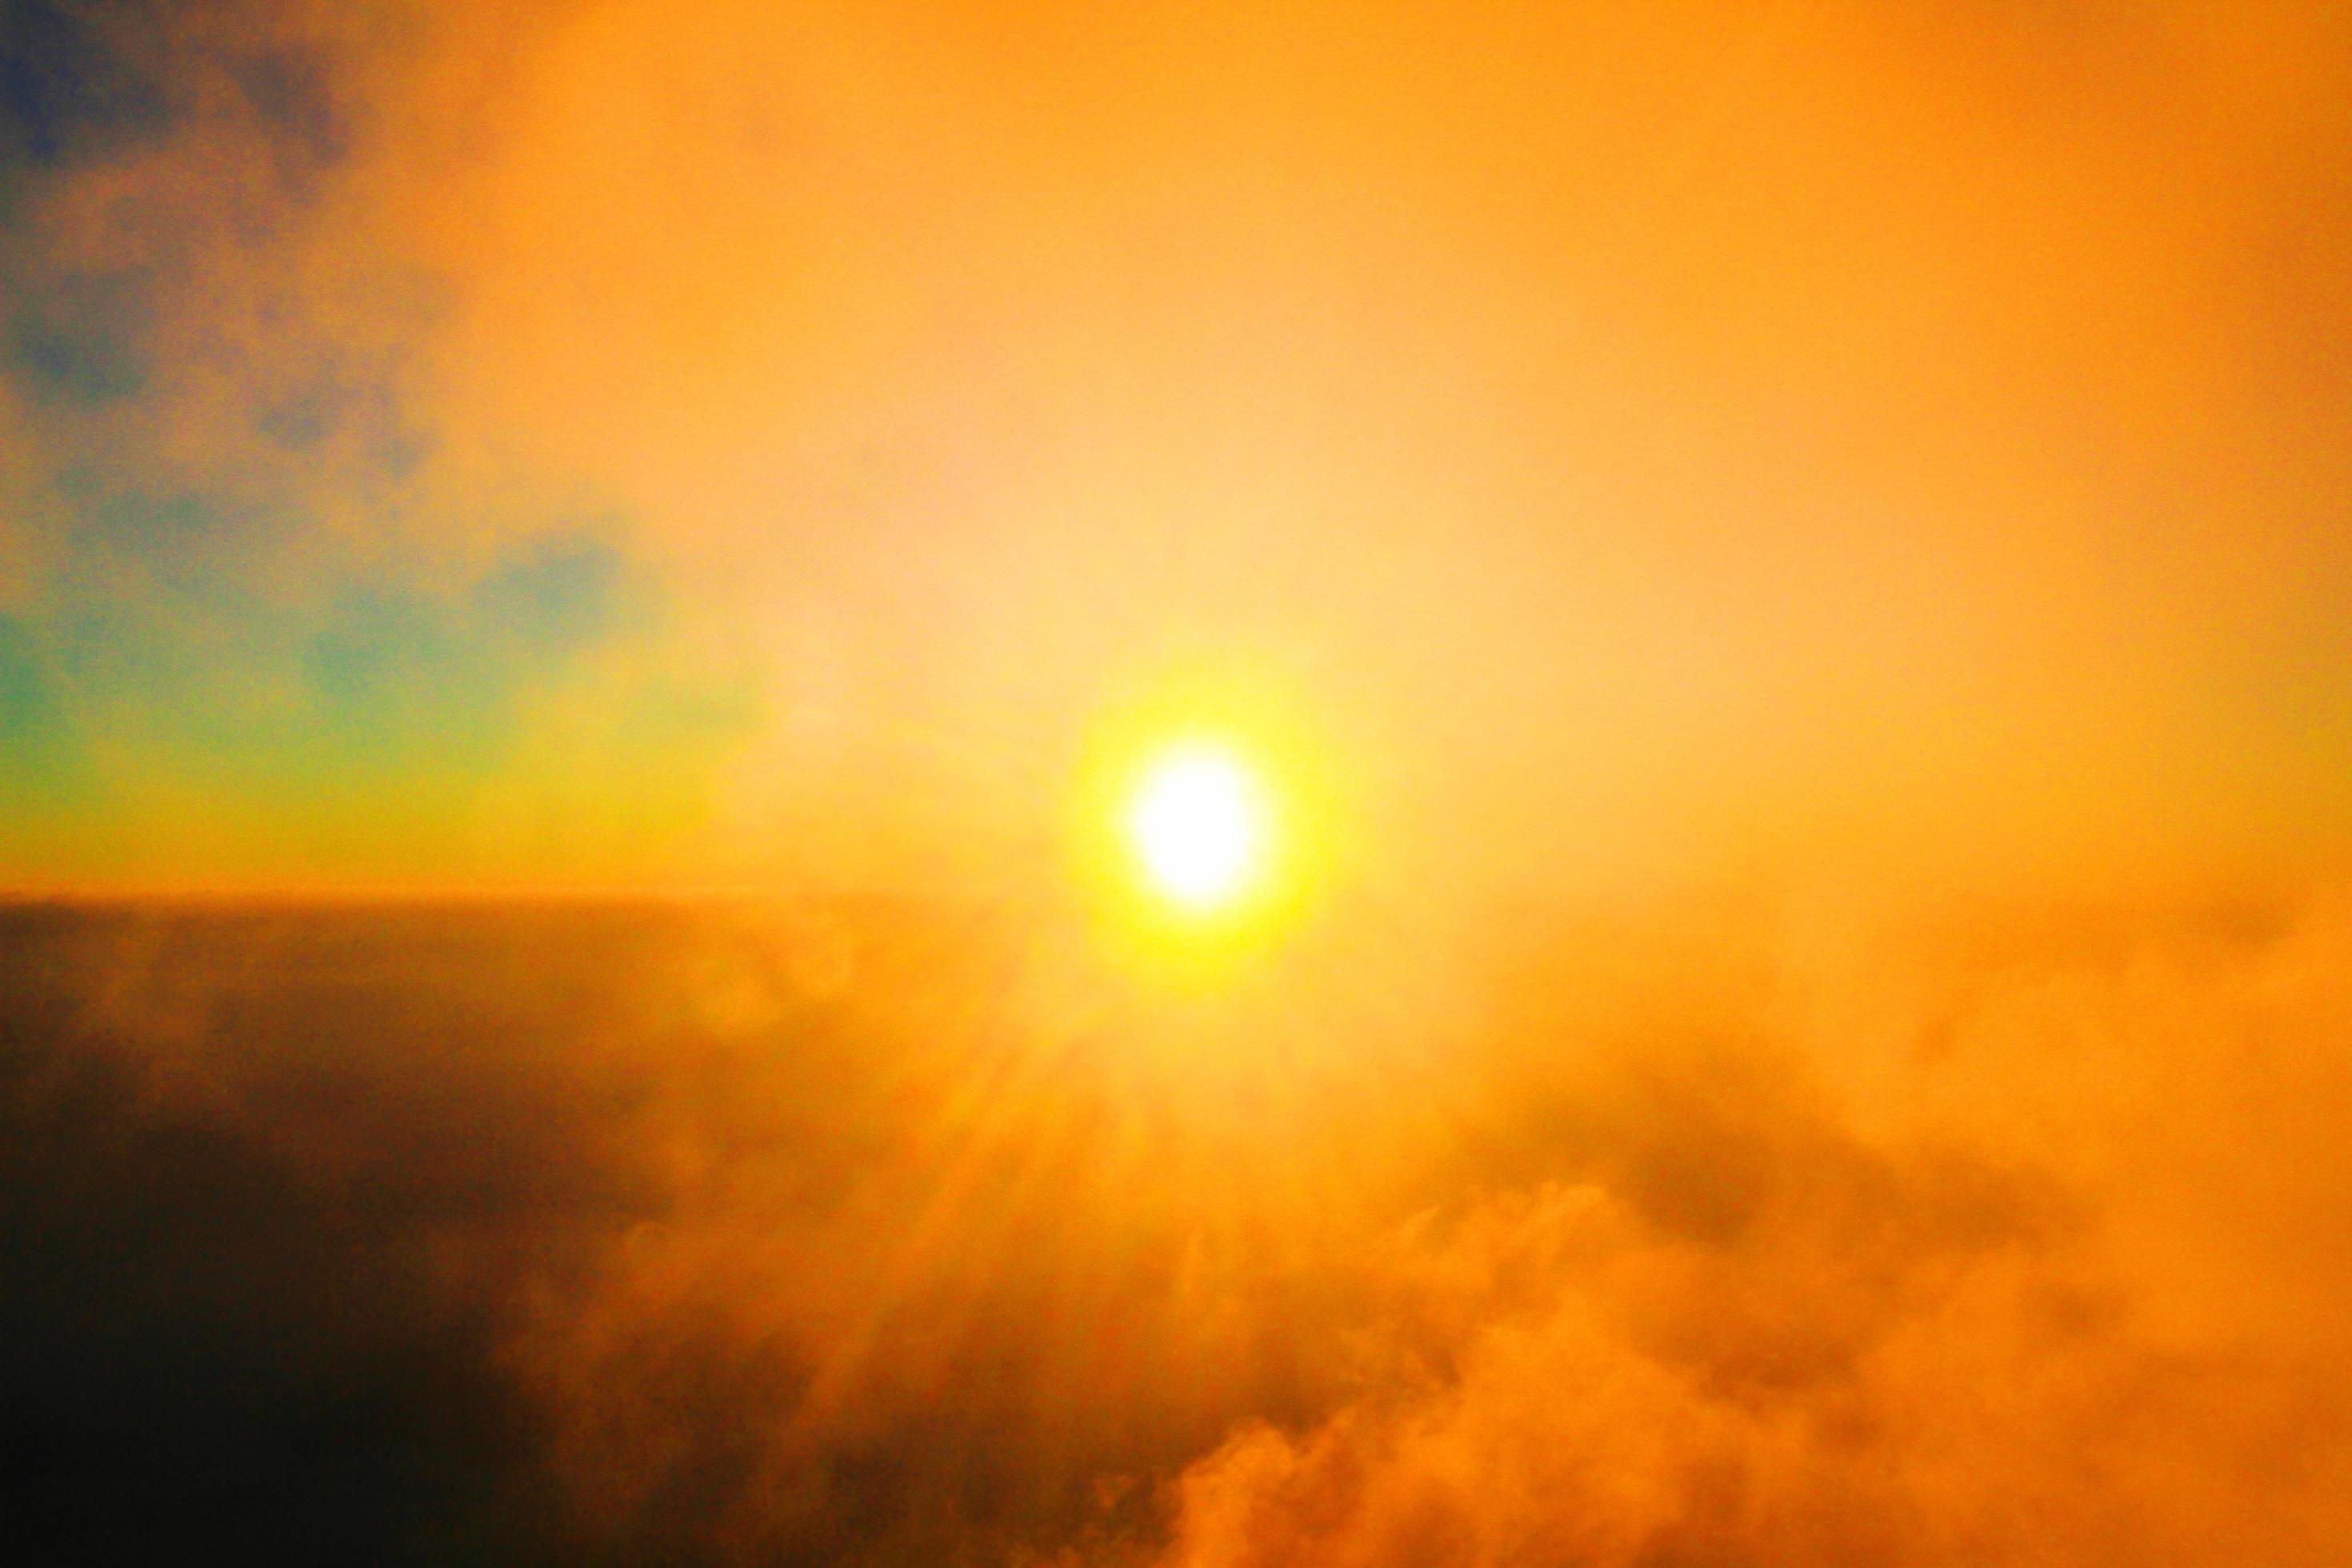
[2, 0, 2350, 895]
[9, 11, 2352, 1558]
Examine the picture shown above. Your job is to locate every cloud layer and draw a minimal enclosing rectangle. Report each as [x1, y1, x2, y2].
[4, 887, 2350, 1562]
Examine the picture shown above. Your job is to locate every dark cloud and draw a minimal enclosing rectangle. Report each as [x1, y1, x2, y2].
[0, 903, 617, 1562]
[0, 900, 1346, 1562]
[230, 41, 346, 190]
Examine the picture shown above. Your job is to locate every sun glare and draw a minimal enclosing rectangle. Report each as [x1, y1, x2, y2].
[1128, 746, 1263, 912]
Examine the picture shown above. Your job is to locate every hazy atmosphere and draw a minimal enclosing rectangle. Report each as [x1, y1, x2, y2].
[4, 1, 2352, 1562]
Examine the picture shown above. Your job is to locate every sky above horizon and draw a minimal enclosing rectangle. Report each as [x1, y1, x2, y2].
[3, 0, 2351, 896]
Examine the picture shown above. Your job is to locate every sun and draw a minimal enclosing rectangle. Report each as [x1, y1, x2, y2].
[1067, 667, 1344, 973]
[1126, 743, 1266, 913]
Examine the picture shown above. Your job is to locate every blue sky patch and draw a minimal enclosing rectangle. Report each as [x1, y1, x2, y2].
[0, 0, 171, 170]
[9, 268, 150, 406]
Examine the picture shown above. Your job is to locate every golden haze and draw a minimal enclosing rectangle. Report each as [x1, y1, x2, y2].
[0, 2, 2350, 1566]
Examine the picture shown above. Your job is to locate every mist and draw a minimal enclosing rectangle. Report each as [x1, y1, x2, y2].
[6, 1, 2352, 1558]
[4, 887, 2348, 1563]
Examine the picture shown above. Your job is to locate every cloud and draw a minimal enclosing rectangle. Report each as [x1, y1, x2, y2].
[4, 5, 2352, 1539]
[3, 885, 2351, 1562]
[1128, 890, 2352, 1566]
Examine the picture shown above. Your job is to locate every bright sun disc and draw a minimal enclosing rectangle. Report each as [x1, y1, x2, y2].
[1128, 746, 1263, 911]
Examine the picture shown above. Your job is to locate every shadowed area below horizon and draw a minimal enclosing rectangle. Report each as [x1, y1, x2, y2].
[1, 894, 2349, 1565]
